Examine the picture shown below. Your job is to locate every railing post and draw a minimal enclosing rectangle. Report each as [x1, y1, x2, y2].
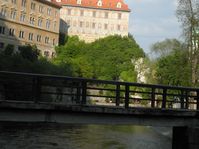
[33, 77, 41, 103]
[162, 88, 167, 109]
[81, 81, 87, 105]
[76, 82, 81, 104]
[116, 84, 120, 106]
[197, 90, 199, 110]
[180, 90, 185, 109]
[151, 87, 155, 108]
[125, 84, 129, 109]
[185, 91, 189, 109]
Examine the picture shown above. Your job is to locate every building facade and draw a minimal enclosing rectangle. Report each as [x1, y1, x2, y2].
[54, 0, 130, 42]
[0, 0, 61, 58]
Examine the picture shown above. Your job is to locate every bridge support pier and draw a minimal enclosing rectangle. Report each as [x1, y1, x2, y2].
[172, 127, 199, 149]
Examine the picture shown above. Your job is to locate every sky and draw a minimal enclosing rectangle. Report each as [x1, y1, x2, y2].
[125, 0, 182, 54]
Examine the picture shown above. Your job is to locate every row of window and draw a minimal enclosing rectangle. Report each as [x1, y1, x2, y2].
[0, 8, 57, 31]
[0, 26, 57, 45]
[65, 20, 126, 31]
[6, 0, 58, 17]
[65, 9, 122, 19]
[0, 41, 55, 58]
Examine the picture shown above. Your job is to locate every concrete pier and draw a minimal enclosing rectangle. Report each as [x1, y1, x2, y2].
[173, 127, 199, 149]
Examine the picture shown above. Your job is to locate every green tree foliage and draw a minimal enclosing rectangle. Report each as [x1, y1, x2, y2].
[150, 39, 192, 86]
[155, 49, 191, 86]
[0, 44, 71, 75]
[54, 35, 145, 81]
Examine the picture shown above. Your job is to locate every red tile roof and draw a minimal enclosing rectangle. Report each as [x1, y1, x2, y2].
[52, 0, 130, 12]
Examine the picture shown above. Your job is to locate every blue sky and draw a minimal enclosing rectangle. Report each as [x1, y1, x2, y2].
[125, 0, 182, 54]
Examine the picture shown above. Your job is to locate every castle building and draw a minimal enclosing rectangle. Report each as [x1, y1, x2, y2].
[54, 0, 130, 42]
[0, 0, 61, 58]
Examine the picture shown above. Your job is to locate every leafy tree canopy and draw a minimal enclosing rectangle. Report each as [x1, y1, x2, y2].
[54, 35, 145, 81]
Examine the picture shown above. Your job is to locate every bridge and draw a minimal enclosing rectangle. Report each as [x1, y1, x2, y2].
[0, 71, 199, 149]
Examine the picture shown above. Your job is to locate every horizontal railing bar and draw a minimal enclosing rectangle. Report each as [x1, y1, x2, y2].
[0, 71, 198, 91]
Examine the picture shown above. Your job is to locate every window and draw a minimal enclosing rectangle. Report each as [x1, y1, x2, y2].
[31, 2, 36, 10]
[37, 35, 41, 42]
[20, 13, 25, 22]
[21, 0, 26, 7]
[117, 25, 121, 31]
[97, 0, 102, 6]
[68, 9, 71, 15]
[10, 11, 16, 20]
[105, 12, 108, 18]
[118, 13, 122, 19]
[30, 17, 35, 25]
[47, 8, 51, 15]
[117, 2, 122, 8]
[51, 52, 55, 58]
[93, 11, 96, 17]
[55, 11, 58, 17]
[92, 23, 96, 29]
[29, 33, 33, 41]
[45, 37, 49, 44]
[80, 10, 84, 16]
[9, 28, 15, 36]
[0, 42, 4, 49]
[0, 7, 7, 17]
[53, 22, 56, 30]
[67, 20, 71, 26]
[0, 26, 5, 34]
[38, 19, 42, 27]
[79, 21, 83, 27]
[46, 20, 50, 29]
[11, 0, 16, 4]
[104, 24, 108, 30]
[19, 31, 24, 38]
[39, 5, 43, 13]
[53, 39, 56, 45]
[77, 0, 82, 4]
[44, 51, 49, 57]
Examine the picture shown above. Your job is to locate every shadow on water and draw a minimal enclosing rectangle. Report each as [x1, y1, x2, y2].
[0, 122, 172, 149]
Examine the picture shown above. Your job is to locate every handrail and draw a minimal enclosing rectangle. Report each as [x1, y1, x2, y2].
[0, 71, 198, 91]
[0, 71, 199, 111]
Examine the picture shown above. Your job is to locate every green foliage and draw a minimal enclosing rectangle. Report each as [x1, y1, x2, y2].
[18, 45, 39, 62]
[54, 35, 145, 81]
[155, 49, 191, 86]
[0, 45, 71, 76]
[4, 44, 14, 56]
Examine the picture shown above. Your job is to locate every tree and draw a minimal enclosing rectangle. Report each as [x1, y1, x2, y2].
[54, 35, 145, 81]
[155, 49, 191, 86]
[176, 0, 199, 87]
[18, 44, 40, 62]
[150, 39, 182, 57]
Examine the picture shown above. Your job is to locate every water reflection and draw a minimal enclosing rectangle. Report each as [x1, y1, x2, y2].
[0, 123, 172, 149]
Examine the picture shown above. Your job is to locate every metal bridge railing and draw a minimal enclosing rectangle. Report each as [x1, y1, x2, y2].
[0, 71, 199, 110]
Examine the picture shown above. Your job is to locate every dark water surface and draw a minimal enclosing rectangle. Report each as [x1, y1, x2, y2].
[0, 123, 172, 149]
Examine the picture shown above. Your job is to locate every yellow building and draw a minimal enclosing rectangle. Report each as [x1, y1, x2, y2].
[54, 0, 130, 42]
[0, 0, 61, 58]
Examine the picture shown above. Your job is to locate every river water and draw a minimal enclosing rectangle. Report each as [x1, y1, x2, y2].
[0, 123, 172, 149]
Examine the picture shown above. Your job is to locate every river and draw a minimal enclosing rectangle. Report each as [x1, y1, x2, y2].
[0, 123, 172, 149]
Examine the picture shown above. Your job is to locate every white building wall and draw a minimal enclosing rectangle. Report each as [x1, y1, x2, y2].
[60, 6, 130, 42]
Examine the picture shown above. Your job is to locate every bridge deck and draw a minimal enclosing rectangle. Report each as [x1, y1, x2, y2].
[0, 71, 199, 126]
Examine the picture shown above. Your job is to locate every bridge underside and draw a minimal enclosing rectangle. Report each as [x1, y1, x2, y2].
[0, 101, 198, 127]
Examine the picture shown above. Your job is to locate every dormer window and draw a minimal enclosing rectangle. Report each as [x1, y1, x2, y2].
[77, 0, 82, 4]
[97, 0, 102, 7]
[117, 2, 122, 8]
